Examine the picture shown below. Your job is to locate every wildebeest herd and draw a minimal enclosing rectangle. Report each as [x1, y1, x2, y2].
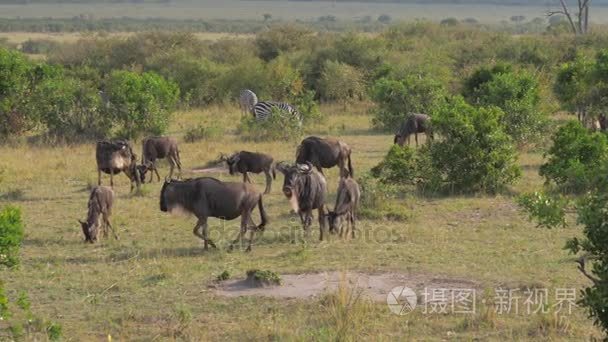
[82, 134, 365, 251]
[82, 93, 428, 251]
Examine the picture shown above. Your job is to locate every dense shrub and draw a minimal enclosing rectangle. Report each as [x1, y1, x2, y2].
[429, 97, 520, 193]
[237, 107, 302, 142]
[289, 90, 322, 125]
[30, 76, 110, 141]
[0, 48, 37, 137]
[104, 70, 179, 139]
[539, 121, 608, 193]
[255, 24, 313, 61]
[372, 97, 520, 193]
[318, 60, 365, 104]
[371, 75, 447, 131]
[0, 206, 24, 268]
[463, 63, 545, 143]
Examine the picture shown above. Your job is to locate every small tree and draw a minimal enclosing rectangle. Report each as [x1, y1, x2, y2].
[318, 60, 365, 106]
[0, 48, 36, 137]
[539, 121, 608, 194]
[428, 97, 521, 193]
[464, 64, 545, 143]
[104, 70, 179, 139]
[371, 75, 447, 131]
[0, 206, 24, 268]
[554, 53, 594, 122]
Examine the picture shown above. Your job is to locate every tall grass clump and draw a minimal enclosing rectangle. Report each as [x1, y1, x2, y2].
[0, 205, 24, 268]
[237, 107, 302, 142]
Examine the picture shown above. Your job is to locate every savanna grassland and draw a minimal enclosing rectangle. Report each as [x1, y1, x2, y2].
[0, 103, 602, 340]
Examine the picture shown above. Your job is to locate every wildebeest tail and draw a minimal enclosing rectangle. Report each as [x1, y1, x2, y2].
[347, 153, 354, 178]
[257, 195, 268, 231]
[272, 163, 276, 180]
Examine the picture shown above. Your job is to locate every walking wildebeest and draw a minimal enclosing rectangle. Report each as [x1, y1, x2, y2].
[326, 177, 361, 239]
[276, 162, 328, 241]
[79, 186, 117, 243]
[138, 136, 182, 183]
[295, 136, 353, 178]
[96, 140, 141, 191]
[394, 113, 433, 147]
[220, 151, 276, 194]
[159, 177, 268, 252]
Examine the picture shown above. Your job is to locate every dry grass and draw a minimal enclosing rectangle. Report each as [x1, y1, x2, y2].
[0, 103, 602, 339]
[0, 31, 252, 45]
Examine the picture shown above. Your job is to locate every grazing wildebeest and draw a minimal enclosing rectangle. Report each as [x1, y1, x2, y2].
[96, 140, 141, 191]
[138, 136, 182, 183]
[295, 136, 353, 178]
[276, 162, 328, 241]
[220, 151, 276, 194]
[79, 186, 117, 243]
[394, 113, 433, 147]
[327, 177, 361, 239]
[159, 177, 268, 252]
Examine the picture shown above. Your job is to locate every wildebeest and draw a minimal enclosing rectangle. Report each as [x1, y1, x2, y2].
[220, 151, 276, 194]
[159, 177, 268, 251]
[327, 177, 361, 239]
[276, 162, 328, 241]
[295, 136, 353, 178]
[96, 140, 141, 191]
[79, 186, 117, 243]
[138, 136, 182, 183]
[394, 113, 433, 147]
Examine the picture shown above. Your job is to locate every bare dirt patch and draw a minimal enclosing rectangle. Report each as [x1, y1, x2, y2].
[213, 271, 479, 302]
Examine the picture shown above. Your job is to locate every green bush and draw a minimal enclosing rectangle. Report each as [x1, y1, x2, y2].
[237, 107, 302, 142]
[30, 75, 110, 141]
[539, 121, 608, 194]
[318, 60, 365, 104]
[371, 75, 447, 131]
[289, 90, 322, 125]
[0, 206, 24, 268]
[516, 192, 567, 229]
[463, 63, 545, 143]
[428, 97, 521, 193]
[104, 70, 179, 139]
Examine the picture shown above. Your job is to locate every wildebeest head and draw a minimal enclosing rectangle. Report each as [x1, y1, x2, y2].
[393, 134, 405, 146]
[160, 178, 172, 212]
[78, 219, 96, 243]
[326, 211, 342, 234]
[275, 161, 314, 198]
[226, 153, 240, 175]
[136, 164, 150, 183]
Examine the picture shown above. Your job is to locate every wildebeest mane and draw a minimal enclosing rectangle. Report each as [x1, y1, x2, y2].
[294, 171, 324, 211]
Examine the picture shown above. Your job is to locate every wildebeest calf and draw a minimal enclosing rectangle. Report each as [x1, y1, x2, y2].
[327, 177, 361, 239]
[159, 177, 268, 252]
[276, 162, 328, 241]
[96, 140, 141, 191]
[296, 136, 353, 178]
[394, 113, 433, 147]
[221, 151, 275, 194]
[138, 136, 182, 183]
[79, 186, 117, 243]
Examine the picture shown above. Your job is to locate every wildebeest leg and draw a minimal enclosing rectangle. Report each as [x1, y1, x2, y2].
[154, 166, 161, 183]
[264, 170, 272, 194]
[244, 209, 257, 252]
[318, 206, 327, 241]
[98, 169, 102, 186]
[192, 219, 207, 249]
[110, 169, 114, 188]
[303, 210, 313, 237]
[201, 220, 217, 249]
[104, 215, 119, 240]
[350, 212, 356, 239]
[415, 133, 419, 147]
[230, 214, 250, 251]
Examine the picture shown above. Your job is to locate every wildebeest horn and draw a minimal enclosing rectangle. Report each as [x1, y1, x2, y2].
[164, 176, 171, 183]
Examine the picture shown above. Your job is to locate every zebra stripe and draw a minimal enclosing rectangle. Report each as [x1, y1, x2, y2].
[252, 101, 302, 123]
[239, 89, 258, 114]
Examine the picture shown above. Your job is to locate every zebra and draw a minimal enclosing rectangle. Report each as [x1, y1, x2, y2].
[239, 89, 258, 116]
[251, 101, 302, 125]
